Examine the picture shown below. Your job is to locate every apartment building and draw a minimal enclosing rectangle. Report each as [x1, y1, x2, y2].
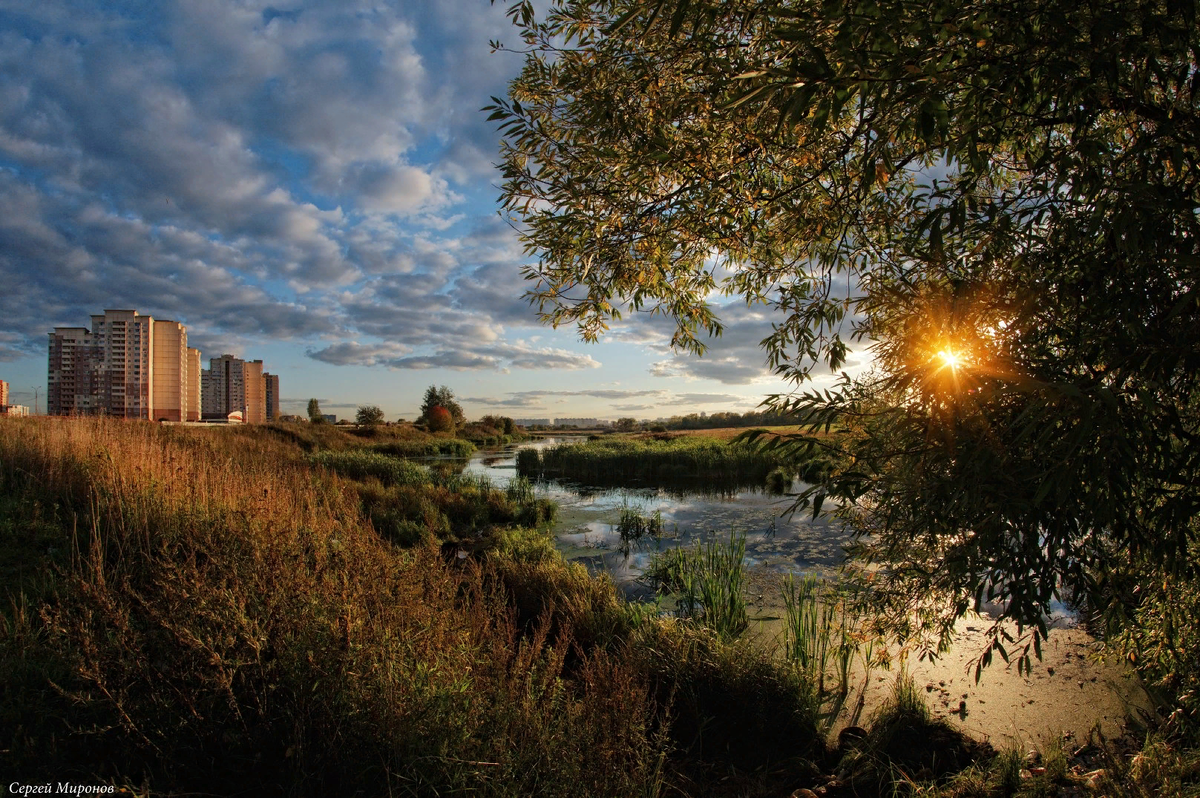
[47, 309, 202, 420]
[0, 379, 8, 410]
[264, 372, 280, 420]
[201, 354, 267, 423]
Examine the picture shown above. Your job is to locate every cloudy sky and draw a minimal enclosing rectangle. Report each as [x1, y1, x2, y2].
[0, 0, 852, 421]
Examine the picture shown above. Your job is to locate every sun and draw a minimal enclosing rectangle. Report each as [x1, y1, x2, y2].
[936, 349, 964, 370]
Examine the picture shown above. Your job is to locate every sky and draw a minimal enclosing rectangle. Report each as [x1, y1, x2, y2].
[0, 0, 856, 421]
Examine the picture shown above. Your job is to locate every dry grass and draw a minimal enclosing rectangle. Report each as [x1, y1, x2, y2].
[0, 418, 664, 795]
[0, 417, 829, 796]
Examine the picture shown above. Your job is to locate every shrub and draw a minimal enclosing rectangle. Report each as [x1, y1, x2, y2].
[426, 405, 454, 433]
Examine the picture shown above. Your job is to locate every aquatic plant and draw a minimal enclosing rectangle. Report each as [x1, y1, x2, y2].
[781, 574, 871, 698]
[646, 533, 748, 640]
[615, 505, 665, 554]
[516, 436, 800, 491]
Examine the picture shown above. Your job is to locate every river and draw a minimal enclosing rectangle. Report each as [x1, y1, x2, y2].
[460, 436, 1153, 745]
[463, 435, 855, 599]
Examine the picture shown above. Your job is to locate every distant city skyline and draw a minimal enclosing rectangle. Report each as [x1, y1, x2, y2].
[0, 2, 863, 422]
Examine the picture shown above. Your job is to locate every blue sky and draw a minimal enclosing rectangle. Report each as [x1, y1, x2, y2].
[0, 0, 853, 421]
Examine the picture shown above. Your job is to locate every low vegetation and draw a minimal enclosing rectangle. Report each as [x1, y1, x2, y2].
[3, 416, 1196, 796]
[516, 434, 826, 491]
[0, 418, 828, 796]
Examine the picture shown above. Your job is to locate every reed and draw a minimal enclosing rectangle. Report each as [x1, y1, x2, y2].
[645, 533, 749, 640]
[372, 438, 476, 458]
[781, 574, 878, 703]
[616, 505, 666, 554]
[516, 436, 796, 490]
[0, 417, 835, 796]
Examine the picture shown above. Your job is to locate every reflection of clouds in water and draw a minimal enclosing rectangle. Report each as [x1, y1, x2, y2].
[467, 440, 855, 587]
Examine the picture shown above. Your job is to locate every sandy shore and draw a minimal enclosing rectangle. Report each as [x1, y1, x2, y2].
[741, 568, 1154, 749]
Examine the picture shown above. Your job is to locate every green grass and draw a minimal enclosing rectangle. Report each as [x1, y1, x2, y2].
[645, 533, 749, 641]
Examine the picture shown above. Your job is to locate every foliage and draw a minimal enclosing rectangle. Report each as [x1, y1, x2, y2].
[306, 397, 322, 423]
[354, 404, 385, 426]
[421, 385, 465, 426]
[425, 405, 454, 433]
[491, 0, 1200, 664]
[516, 435, 804, 491]
[644, 533, 748, 641]
[614, 417, 639, 432]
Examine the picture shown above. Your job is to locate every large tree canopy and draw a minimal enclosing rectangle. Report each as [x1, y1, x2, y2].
[491, 0, 1200, 665]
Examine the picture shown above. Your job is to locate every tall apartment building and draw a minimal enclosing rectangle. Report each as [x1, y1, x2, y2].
[264, 372, 280, 420]
[47, 309, 202, 420]
[0, 379, 8, 410]
[201, 355, 267, 423]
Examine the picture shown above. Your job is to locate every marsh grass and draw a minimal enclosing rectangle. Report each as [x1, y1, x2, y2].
[372, 437, 476, 458]
[835, 675, 995, 793]
[781, 573, 875, 699]
[0, 418, 662, 795]
[645, 533, 749, 641]
[616, 505, 666, 554]
[517, 436, 794, 490]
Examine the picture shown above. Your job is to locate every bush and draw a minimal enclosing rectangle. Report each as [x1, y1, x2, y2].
[426, 405, 454, 433]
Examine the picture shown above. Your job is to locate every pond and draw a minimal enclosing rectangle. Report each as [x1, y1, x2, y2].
[463, 437, 1151, 745]
[463, 436, 855, 600]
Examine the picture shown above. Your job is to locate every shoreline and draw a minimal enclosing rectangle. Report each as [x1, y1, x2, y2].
[742, 567, 1155, 749]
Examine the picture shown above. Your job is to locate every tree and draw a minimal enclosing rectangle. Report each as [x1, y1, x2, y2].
[307, 398, 324, 424]
[614, 417, 639, 433]
[420, 385, 465, 426]
[426, 405, 454, 433]
[492, 0, 1200, 666]
[355, 405, 385, 427]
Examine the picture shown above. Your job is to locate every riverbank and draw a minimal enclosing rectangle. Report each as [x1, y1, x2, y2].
[742, 566, 1153, 748]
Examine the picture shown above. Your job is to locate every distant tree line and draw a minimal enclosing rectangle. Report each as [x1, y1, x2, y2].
[662, 409, 800, 431]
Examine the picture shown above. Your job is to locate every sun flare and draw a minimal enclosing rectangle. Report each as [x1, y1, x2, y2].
[936, 349, 963, 370]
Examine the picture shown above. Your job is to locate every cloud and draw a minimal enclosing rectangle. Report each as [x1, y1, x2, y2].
[0, 0, 535, 366]
[306, 341, 413, 366]
[306, 340, 600, 372]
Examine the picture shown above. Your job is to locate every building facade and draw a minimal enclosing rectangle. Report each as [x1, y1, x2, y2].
[264, 372, 280, 420]
[0, 379, 8, 410]
[47, 309, 200, 420]
[201, 354, 267, 423]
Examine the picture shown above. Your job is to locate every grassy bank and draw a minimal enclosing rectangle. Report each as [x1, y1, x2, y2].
[516, 434, 830, 491]
[4, 418, 1190, 796]
[0, 418, 829, 796]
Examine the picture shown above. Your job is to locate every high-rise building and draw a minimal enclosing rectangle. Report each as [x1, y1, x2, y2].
[186, 348, 201, 422]
[0, 379, 8, 410]
[264, 372, 280, 420]
[201, 355, 267, 423]
[48, 309, 200, 420]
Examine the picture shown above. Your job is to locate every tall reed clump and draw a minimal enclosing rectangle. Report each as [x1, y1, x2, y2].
[781, 574, 874, 699]
[645, 533, 749, 641]
[0, 418, 666, 796]
[517, 436, 797, 491]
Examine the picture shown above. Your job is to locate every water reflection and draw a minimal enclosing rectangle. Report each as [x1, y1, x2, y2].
[463, 438, 855, 593]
